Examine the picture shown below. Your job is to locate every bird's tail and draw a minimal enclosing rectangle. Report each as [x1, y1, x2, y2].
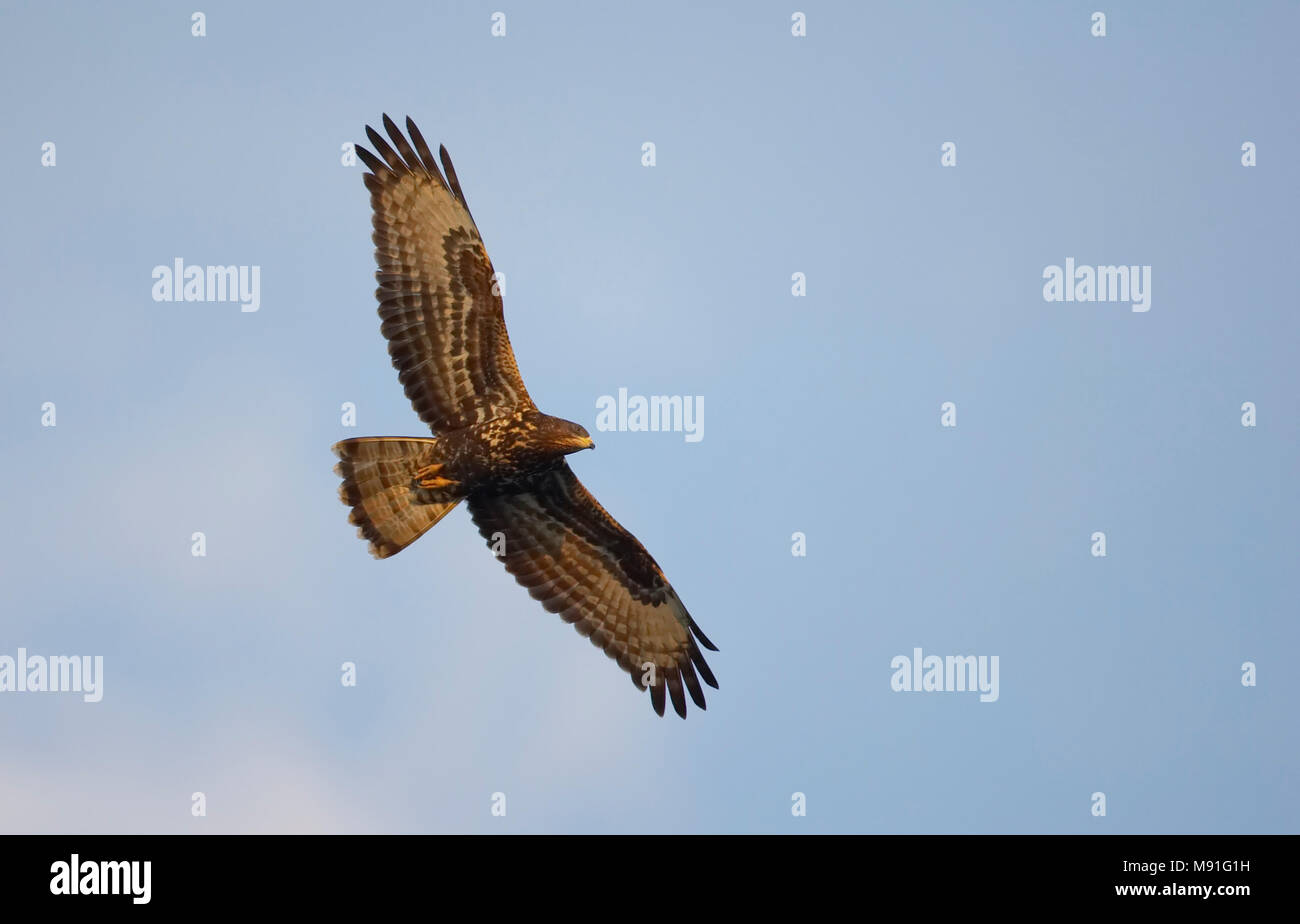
[332, 437, 460, 559]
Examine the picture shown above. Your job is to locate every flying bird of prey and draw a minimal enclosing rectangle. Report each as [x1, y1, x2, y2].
[333, 115, 718, 718]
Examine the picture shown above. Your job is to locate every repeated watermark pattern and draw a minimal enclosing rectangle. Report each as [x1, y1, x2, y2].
[151, 258, 261, 312]
[0, 648, 103, 702]
[890, 648, 999, 703]
[1042, 259, 1151, 312]
[594, 388, 703, 443]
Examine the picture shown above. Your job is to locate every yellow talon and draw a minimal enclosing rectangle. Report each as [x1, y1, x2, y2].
[415, 463, 456, 490]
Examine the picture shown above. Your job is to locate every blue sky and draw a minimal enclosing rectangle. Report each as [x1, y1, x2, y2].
[1, 1, 1296, 833]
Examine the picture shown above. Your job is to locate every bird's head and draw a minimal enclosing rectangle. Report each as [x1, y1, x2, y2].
[538, 415, 595, 456]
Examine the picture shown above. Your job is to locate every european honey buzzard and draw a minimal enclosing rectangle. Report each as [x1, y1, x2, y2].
[332, 115, 718, 718]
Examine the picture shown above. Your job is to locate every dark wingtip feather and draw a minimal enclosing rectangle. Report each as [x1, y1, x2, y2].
[365, 124, 404, 173]
[680, 660, 707, 710]
[649, 681, 666, 717]
[382, 114, 420, 172]
[690, 619, 719, 652]
[355, 144, 388, 177]
[438, 144, 472, 212]
[690, 643, 719, 689]
[666, 670, 687, 718]
[405, 117, 443, 181]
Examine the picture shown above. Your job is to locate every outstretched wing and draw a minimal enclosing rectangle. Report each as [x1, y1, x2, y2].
[467, 463, 719, 718]
[356, 115, 533, 434]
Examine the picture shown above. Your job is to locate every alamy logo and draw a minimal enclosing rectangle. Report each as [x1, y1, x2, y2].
[50, 854, 150, 904]
[890, 648, 999, 702]
[1042, 258, 1151, 312]
[594, 387, 703, 443]
[0, 648, 104, 702]
[151, 258, 261, 312]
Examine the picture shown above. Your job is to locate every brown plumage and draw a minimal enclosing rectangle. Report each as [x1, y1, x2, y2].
[333, 115, 717, 718]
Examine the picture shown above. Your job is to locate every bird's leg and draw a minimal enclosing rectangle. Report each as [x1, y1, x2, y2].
[414, 462, 457, 490]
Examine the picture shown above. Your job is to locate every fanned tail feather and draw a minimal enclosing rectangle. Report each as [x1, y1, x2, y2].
[333, 437, 459, 558]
